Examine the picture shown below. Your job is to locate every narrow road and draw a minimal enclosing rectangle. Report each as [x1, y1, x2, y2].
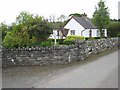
[2, 50, 118, 88]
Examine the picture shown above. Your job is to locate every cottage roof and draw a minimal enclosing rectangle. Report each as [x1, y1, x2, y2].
[65, 16, 97, 29]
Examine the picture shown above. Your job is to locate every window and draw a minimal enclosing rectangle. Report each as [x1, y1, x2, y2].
[70, 30, 75, 35]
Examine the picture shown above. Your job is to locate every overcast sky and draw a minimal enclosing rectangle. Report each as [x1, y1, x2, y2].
[0, 0, 119, 24]
[119, 1, 120, 19]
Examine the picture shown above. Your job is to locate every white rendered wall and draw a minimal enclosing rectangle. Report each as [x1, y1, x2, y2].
[82, 29, 100, 37]
[64, 18, 85, 36]
[103, 29, 107, 37]
[82, 29, 89, 37]
[92, 29, 99, 37]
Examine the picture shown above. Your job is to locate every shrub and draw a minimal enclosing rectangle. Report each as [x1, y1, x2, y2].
[29, 38, 53, 47]
[3, 32, 19, 48]
[3, 31, 31, 48]
[45, 39, 65, 45]
[40, 41, 52, 47]
[58, 39, 65, 44]
[107, 22, 120, 37]
[63, 35, 84, 45]
[63, 39, 74, 45]
[118, 33, 120, 37]
[66, 35, 84, 40]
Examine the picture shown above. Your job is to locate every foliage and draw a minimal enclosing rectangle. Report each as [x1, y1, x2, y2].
[63, 40, 74, 45]
[40, 41, 52, 47]
[48, 21, 66, 29]
[16, 11, 34, 24]
[29, 38, 53, 47]
[118, 33, 120, 37]
[92, 0, 110, 38]
[58, 39, 65, 44]
[29, 22, 53, 42]
[66, 35, 84, 40]
[16, 11, 53, 42]
[107, 21, 120, 37]
[0, 23, 10, 41]
[3, 11, 53, 48]
[63, 35, 84, 45]
[57, 14, 67, 22]
[69, 13, 82, 17]
[3, 24, 31, 48]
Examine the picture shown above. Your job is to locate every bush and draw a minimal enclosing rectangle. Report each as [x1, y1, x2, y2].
[118, 33, 120, 37]
[66, 35, 84, 40]
[107, 22, 120, 37]
[63, 39, 74, 45]
[29, 38, 53, 47]
[45, 39, 65, 45]
[3, 31, 31, 48]
[63, 35, 84, 45]
[58, 39, 65, 44]
[3, 32, 18, 48]
[40, 41, 52, 47]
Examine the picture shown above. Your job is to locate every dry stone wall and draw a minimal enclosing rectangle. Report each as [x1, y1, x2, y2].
[2, 38, 118, 67]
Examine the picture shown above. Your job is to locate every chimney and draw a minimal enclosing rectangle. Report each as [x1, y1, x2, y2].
[82, 13, 87, 19]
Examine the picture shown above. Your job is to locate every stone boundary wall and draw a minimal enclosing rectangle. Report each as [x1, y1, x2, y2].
[2, 38, 118, 67]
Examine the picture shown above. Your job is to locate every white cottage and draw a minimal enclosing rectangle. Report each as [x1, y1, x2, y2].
[57, 15, 107, 39]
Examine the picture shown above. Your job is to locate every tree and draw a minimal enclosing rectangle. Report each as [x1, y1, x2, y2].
[29, 20, 53, 42]
[92, 0, 110, 38]
[107, 21, 120, 37]
[16, 11, 34, 24]
[0, 23, 9, 41]
[3, 24, 31, 48]
[48, 15, 56, 22]
[58, 14, 67, 22]
[16, 11, 52, 42]
[3, 11, 53, 48]
[69, 13, 82, 17]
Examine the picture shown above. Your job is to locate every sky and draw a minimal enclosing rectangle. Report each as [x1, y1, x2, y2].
[0, 0, 119, 24]
[118, 1, 120, 19]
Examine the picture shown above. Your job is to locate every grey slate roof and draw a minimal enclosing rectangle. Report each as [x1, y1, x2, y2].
[73, 16, 97, 29]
